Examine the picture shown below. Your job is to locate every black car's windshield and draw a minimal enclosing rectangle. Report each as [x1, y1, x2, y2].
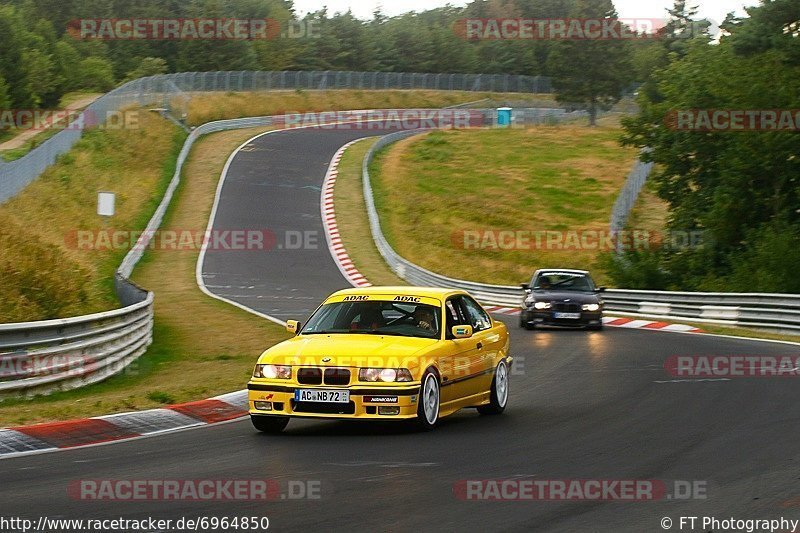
[534, 272, 595, 292]
[301, 301, 441, 339]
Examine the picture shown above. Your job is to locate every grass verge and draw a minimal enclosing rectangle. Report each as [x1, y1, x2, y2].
[369, 126, 638, 287]
[0, 126, 288, 425]
[332, 138, 407, 286]
[0, 112, 184, 322]
[187, 90, 551, 126]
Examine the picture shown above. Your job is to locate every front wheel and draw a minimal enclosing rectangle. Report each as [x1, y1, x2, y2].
[478, 361, 509, 415]
[519, 314, 535, 330]
[415, 370, 440, 431]
[251, 415, 289, 434]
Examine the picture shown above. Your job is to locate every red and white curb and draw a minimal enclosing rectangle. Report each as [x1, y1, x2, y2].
[482, 306, 704, 333]
[322, 141, 372, 289]
[0, 390, 248, 459]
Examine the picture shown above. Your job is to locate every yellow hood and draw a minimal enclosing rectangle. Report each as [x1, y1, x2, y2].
[258, 333, 439, 369]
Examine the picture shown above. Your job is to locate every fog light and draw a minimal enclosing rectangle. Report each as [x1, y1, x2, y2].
[254, 401, 273, 411]
[378, 406, 400, 416]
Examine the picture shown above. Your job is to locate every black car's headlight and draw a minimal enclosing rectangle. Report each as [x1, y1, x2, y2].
[533, 301, 552, 310]
[582, 303, 601, 312]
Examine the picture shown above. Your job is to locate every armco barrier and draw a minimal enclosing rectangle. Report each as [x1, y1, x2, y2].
[0, 276, 152, 397]
[361, 131, 800, 335]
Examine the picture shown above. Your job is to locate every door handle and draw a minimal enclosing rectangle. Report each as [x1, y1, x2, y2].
[476, 342, 483, 350]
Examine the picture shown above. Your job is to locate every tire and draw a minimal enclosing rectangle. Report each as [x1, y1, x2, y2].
[415, 370, 441, 431]
[519, 314, 535, 330]
[251, 415, 289, 434]
[478, 361, 509, 416]
[587, 323, 604, 331]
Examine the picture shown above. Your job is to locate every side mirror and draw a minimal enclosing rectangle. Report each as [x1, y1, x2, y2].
[597, 287, 607, 293]
[286, 320, 301, 334]
[452, 325, 474, 339]
[520, 283, 530, 291]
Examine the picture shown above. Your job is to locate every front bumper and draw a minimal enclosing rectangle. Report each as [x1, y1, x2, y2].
[247, 382, 421, 420]
[520, 308, 603, 328]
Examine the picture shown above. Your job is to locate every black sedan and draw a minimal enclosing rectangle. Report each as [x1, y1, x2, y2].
[519, 269, 605, 331]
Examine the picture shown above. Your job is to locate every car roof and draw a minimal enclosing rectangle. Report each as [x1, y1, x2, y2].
[329, 286, 465, 300]
[535, 268, 590, 275]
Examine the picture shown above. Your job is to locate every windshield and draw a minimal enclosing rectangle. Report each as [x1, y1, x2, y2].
[301, 301, 441, 339]
[533, 272, 595, 292]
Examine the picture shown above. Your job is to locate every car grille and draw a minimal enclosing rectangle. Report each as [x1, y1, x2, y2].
[553, 302, 580, 313]
[324, 368, 351, 385]
[297, 368, 322, 385]
[292, 400, 356, 415]
[297, 367, 351, 385]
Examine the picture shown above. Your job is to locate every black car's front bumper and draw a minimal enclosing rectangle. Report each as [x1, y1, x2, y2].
[520, 308, 603, 328]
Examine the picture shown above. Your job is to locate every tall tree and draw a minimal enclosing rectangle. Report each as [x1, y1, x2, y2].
[547, 0, 633, 125]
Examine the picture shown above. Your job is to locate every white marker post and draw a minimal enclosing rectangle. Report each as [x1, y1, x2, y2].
[97, 192, 116, 217]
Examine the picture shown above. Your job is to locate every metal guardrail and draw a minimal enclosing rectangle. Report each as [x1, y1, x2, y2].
[362, 131, 800, 335]
[0, 276, 153, 397]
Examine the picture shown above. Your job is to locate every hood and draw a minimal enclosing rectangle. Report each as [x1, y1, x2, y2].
[532, 290, 601, 304]
[258, 334, 439, 367]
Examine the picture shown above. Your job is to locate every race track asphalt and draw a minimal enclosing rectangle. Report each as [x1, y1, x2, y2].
[2, 126, 799, 533]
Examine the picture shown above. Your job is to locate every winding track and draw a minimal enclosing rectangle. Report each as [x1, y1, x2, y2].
[2, 127, 800, 532]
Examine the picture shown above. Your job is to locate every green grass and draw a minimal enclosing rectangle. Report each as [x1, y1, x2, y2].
[370, 126, 638, 287]
[0, 113, 184, 323]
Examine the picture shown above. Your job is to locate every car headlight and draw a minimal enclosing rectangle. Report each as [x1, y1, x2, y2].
[533, 301, 551, 310]
[359, 368, 413, 382]
[253, 364, 292, 379]
[582, 303, 601, 312]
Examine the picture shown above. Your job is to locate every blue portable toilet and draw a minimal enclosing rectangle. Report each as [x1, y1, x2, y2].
[497, 107, 512, 127]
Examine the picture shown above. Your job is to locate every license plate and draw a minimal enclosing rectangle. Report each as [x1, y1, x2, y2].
[294, 389, 350, 403]
[553, 312, 581, 319]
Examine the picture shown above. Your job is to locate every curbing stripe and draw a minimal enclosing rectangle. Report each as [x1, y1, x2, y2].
[482, 306, 704, 333]
[10, 418, 140, 449]
[321, 140, 374, 289]
[0, 394, 249, 459]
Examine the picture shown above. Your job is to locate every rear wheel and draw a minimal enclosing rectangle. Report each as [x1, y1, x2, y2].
[415, 370, 440, 430]
[478, 361, 509, 415]
[251, 415, 289, 434]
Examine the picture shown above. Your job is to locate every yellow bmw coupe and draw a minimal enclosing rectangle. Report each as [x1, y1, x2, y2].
[248, 287, 511, 432]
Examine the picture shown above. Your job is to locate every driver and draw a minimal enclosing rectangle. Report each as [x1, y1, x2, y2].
[538, 277, 551, 290]
[413, 307, 435, 332]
